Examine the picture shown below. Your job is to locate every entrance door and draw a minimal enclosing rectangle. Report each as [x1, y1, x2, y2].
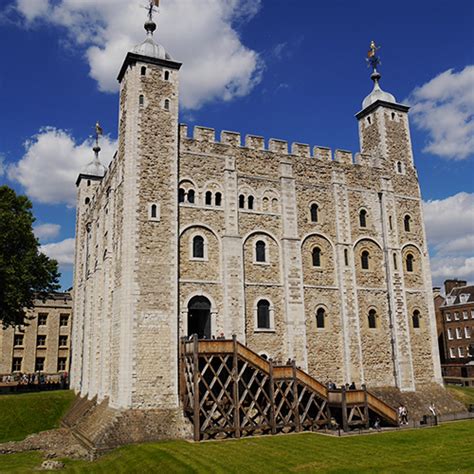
[188, 296, 211, 339]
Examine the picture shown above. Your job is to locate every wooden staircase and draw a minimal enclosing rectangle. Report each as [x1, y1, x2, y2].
[180, 336, 398, 440]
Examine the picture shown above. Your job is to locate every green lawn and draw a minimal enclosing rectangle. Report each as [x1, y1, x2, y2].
[0, 390, 75, 443]
[1, 420, 473, 473]
[447, 385, 474, 408]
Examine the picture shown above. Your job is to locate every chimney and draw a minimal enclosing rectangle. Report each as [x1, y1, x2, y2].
[444, 279, 467, 295]
[433, 287, 441, 299]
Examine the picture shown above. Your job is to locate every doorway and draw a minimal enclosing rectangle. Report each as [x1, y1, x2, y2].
[187, 296, 211, 339]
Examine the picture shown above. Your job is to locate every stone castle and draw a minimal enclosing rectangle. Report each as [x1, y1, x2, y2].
[71, 11, 444, 442]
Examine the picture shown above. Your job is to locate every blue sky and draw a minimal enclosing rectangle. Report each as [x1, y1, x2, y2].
[0, 0, 473, 289]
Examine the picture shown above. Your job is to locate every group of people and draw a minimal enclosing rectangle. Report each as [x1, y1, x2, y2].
[398, 404, 409, 425]
[326, 380, 358, 391]
[0, 372, 68, 390]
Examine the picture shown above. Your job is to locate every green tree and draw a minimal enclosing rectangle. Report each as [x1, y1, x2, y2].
[0, 185, 60, 328]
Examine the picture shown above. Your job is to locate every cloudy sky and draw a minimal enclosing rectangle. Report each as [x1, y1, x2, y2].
[0, 0, 473, 290]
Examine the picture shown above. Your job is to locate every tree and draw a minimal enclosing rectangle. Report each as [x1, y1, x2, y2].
[0, 186, 60, 328]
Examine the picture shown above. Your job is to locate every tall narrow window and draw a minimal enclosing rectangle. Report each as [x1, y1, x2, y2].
[256, 240, 266, 263]
[215, 192, 222, 207]
[404, 215, 411, 232]
[239, 194, 245, 209]
[361, 250, 369, 270]
[359, 209, 367, 228]
[150, 204, 158, 219]
[139, 94, 144, 106]
[141, 66, 146, 76]
[164, 99, 170, 110]
[310, 203, 319, 223]
[412, 310, 420, 329]
[406, 254, 414, 272]
[187, 189, 195, 204]
[368, 309, 377, 329]
[344, 249, 349, 266]
[248, 195, 254, 210]
[192, 236, 204, 259]
[316, 308, 325, 328]
[397, 161, 402, 173]
[393, 253, 398, 270]
[257, 300, 270, 329]
[389, 216, 393, 230]
[205, 191, 212, 206]
[164, 70, 170, 81]
[178, 188, 185, 203]
[312, 247, 321, 267]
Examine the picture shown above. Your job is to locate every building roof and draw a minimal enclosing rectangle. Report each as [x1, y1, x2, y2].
[442, 285, 474, 307]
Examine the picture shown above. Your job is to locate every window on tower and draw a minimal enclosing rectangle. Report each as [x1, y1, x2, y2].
[164, 70, 170, 81]
[139, 95, 144, 106]
[205, 191, 212, 206]
[361, 251, 370, 270]
[215, 192, 222, 207]
[312, 247, 321, 267]
[359, 209, 368, 228]
[256, 240, 266, 263]
[164, 99, 170, 110]
[310, 203, 319, 223]
[406, 254, 414, 272]
[141, 66, 146, 76]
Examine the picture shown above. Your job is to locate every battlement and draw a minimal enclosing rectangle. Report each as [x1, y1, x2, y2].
[179, 124, 373, 166]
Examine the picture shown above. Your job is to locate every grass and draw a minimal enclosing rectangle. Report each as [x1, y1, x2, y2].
[1, 420, 473, 473]
[447, 385, 474, 408]
[0, 390, 75, 443]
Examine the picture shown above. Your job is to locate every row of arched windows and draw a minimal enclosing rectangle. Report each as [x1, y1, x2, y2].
[139, 95, 170, 110]
[239, 194, 254, 210]
[140, 66, 171, 81]
[179, 188, 222, 207]
[205, 191, 222, 207]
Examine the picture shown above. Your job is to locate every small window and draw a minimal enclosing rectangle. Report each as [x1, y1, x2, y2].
[141, 66, 146, 76]
[406, 254, 414, 272]
[35, 357, 45, 372]
[368, 309, 377, 329]
[58, 357, 67, 372]
[456, 327, 462, 339]
[187, 189, 195, 204]
[150, 204, 158, 219]
[310, 203, 319, 223]
[215, 192, 222, 207]
[12, 357, 22, 372]
[205, 191, 212, 206]
[361, 250, 369, 270]
[248, 195, 254, 210]
[446, 312, 451, 321]
[37, 335, 46, 347]
[449, 347, 455, 358]
[164, 99, 170, 110]
[38, 313, 48, 326]
[367, 116, 371, 125]
[164, 70, 170, 81]
[139, 94, 144, 106]
[412, 310, 420, 329]
[85, 197, 90, 205]
[447, 328, 453, 340]
[239, 194, 245, 209]
[87, 180, 91, 186]
[272, 198, 278, 212]
[178, 188, 185, 203]
[393, 253, 398, 270]
[404, 215, 411, 232]
[257, 300, 270, 329]
[389, 216, 393, 230]
[359, 209, 367, 228]
[14, 334, 24, 347]
[192, 236, 204, 259]
[397, 161, 402, 174]
[59, 335, 68, 347]
[344, 249, 349, 266]
[316, 308, 325, 329]
[256, 240, 266, 263]
[312, 247, 321, 267]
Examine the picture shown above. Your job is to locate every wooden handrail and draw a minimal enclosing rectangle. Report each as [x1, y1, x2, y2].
[367, 392, 398, 423]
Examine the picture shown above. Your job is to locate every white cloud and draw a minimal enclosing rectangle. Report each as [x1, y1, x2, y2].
[41, 238, 75, 267]
[8, 127, 117, 206]
[14, 0, 263, 110]
[408, 66, 474, 160]
[34, 223, 61, 242]
[0, 154, 5, 177]
[424, 192, 474, 285]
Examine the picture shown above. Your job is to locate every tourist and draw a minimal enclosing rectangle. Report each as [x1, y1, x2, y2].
[429, 402, 438, 425]
[374, 417, 381, 431]
[349, 381, 356, 390]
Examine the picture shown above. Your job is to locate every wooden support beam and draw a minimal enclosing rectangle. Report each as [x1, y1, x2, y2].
[341, 387, 349, 432]
[269, 360, 276, 435]
[292, 361, 301, 432]
[232, 335, 241, 439]
[363, 384, 370, 429]
[192, 335, 200, 441]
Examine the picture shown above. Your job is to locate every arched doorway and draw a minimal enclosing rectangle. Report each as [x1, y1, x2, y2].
[188, 296, 211, 339]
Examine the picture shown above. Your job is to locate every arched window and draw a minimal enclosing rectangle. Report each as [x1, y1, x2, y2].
[312, 247, 321, 267]
[164, 99, 170, 110]
[205, 191, 212, 206]
[406, 253, 414, 272]
[310, 203, 319, 223]
[316, 308, 325, 328]
[139, 94, 144, 106]
[397, 161, 402, 173]
[215, 193, 222, 207]
[257, 300, 270, 329]
[344, 249, 349, 266]
[248, 195, 254, 210]
[393, 253, 398, 270]
[151, 204, 157, 219]
[368, 309, 377, 329]
[178, 188, 185, 203]
[404, 215, 411, 232]
[262, 197, 269, 212]
[361, 250, 369, 270]
[359, 209, 367, 228]
[85, 197, 90, 205]
[389, 216, 393, 230]
[164, 70, 170, 81]
[192, 236, 204, 259]
[272, 198, 278, 212]
[239, 194, 245, 209]
[412, 310, 420, 329]
[187, 189, 195, 204]
[141, 66, 146, 76]
[256, 240, 266, 263]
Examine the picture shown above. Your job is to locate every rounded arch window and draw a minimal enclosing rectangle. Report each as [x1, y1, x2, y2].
[150, 204, 158, 219]
[192, 235, 205, 259]
[141, 66, 146, 76]
[164, 70, 170, 81]
[359, 209, 368, 228]
[412, 310, 420, 329]
[361, 250, 370, 270]
[404, 215, 411, 232]
[257, 299, 270, 329]
[139, 94, 144, 106]
[215, 192, 222, 207]
[310, 203, 319, 223]
[205, 191, 212, 206]
[178, 188, 185, 203]
[248, 195, 254, 210]
[406, 253, 414, 272]
[368, 309, 377, 329]
[239, 194, 245, 209]
[312, 247, 322, 267]
[187, 189, 195, 204]
[397, 161, 403, 173]
[256, 240, 266, 263]
[164, 99, 170, 110]
[316, 308, 325, 329]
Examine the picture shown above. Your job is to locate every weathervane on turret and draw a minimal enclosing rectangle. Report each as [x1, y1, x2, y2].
[94, 122, 103, 151]
[366, 40, 381, 73]
[141, 0, 160, 36]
